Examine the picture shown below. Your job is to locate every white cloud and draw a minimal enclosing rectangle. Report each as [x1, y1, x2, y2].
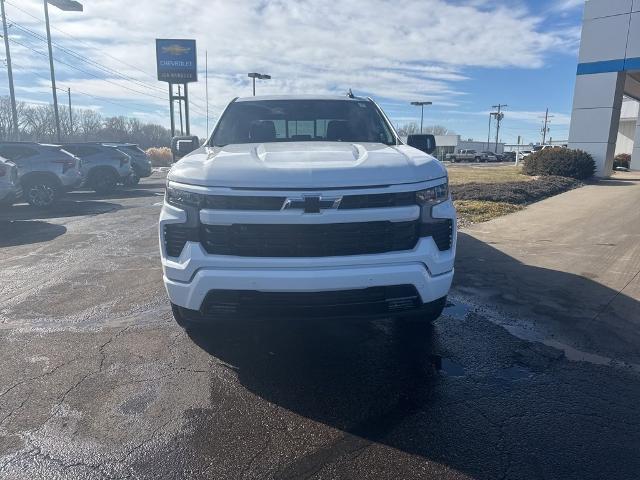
[552, 0, 585, 12]
[4, 0, 580, 136]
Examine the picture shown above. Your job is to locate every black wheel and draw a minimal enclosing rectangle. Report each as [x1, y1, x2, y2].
[23, 179, 58, 207]
[395, 296, 447, 324]
[124, 172, 140, 186]
[475, 157, 481, 163]
[91, 170, 118, 194]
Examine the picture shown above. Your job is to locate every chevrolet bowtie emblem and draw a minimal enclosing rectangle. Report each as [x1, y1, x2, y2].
[282, 195, 342, 213]
[162, 45, 191, 56]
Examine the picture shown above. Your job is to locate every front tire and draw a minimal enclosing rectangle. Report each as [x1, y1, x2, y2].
[91, 170, 118, 194]
[23, 179, 58, 207]
[124, 172, 140, 186]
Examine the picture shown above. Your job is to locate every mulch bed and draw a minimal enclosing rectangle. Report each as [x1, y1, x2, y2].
[451, 175, 582, 205]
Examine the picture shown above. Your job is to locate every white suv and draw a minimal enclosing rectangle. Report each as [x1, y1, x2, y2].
[160, 95, 456, 328]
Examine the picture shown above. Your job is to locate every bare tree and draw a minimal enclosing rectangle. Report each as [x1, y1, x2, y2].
[423, 125, 455, 135]
[0, 96, 173, 147]
[78, 109, 103, 141]
[397, 122, 420, 136]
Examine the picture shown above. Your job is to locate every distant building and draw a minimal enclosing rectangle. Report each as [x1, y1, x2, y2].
[402, 134, 504, 161]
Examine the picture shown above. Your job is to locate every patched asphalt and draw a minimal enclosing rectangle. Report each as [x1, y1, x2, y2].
[1, 173, 639, 479]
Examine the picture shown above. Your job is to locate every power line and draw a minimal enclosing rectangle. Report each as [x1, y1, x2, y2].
[4, 0, 160, 83]
[8, 36, 166, 101]
[7, 19, 168, 95]
[9, 61, 166, 113]
[4, 5, 209, 114]
[8, 35, 208, 117]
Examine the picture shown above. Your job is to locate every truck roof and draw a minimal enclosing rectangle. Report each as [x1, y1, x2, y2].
[235, 94, 368, 103]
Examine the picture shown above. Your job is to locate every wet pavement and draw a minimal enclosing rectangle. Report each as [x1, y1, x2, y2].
[1, 173, 639, 479]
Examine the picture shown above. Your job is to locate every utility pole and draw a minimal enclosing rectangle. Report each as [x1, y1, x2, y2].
[541, 108, 553, 145]
[487, 113, 492, 151]
[67, 87, 72, 137]
[1, 0, 19, 140]
[492, 104, 507, 153]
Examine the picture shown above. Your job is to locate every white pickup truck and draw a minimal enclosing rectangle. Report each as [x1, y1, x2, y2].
[160, 95, 457, 328]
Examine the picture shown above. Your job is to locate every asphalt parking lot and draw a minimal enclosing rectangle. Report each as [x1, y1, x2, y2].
[1, 172, 639, 480]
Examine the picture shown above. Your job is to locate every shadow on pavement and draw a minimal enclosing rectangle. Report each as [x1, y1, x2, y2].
[455, 232, 640, 365]
[175, 233, 640, 479]
[0, 200, 122, 221]
[0, 220, 67, 247]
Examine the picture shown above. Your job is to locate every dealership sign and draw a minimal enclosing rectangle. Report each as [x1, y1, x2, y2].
[156, 39, 198, 83]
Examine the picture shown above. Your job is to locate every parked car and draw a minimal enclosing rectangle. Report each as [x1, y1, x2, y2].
[0, 142, 82, 207]
[480, 151, 499, 162]
[0, 156, 21, 207]
[102, 143, 152, 185]
[161, 95, 457, 330]
[502, 151, 516, 162]
[446, 149, 484, 163]
[62, 143, 132, 194]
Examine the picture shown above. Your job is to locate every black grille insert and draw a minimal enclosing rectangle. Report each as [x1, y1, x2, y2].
[338, 191, 416, 209]
[197, 192, 418, 211]
[420, 219, 453, 251]
[200, 221, 419, 257]
[204, 195, 285, 210]
[163, 224, 197, 257]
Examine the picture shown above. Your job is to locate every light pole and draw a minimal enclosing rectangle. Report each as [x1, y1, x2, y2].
[410, 101, 432, 134]
[1, 0, 19, 140]
[248, 72, 271, 96]
[43, 0, 83, 143]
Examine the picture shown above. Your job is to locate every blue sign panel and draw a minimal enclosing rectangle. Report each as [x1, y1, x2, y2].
[156, 39, 197, 83]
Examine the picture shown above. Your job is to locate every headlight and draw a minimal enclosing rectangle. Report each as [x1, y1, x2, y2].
[416, 182, 449, 206]
[165, 186, 205, 208]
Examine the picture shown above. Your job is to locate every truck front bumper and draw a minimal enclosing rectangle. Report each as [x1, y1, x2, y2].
[164, 260, 454, 314]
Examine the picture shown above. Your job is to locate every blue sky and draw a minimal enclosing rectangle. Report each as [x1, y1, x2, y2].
[1, 0, 586, 144]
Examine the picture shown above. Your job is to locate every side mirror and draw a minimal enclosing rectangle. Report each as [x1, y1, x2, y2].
[171, 136, 200, 159]
[407, 134, 437, 155]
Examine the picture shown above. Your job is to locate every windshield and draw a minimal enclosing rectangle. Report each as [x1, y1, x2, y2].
[210, 99, 396, 147]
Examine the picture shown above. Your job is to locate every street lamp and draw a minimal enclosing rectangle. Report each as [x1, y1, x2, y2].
[248, 72, 271, 96]
[410, 101, 432, 134]
[43, 0, 83, 143]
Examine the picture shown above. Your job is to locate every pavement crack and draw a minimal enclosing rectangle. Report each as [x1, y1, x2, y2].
[0, 357, 78, 399]
[589, 268, 640, 324]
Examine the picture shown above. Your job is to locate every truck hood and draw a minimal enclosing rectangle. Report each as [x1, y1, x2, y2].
[167, 142, 446, 189]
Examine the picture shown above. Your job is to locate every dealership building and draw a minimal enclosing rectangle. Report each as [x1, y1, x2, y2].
[569, 0, 640, 175]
